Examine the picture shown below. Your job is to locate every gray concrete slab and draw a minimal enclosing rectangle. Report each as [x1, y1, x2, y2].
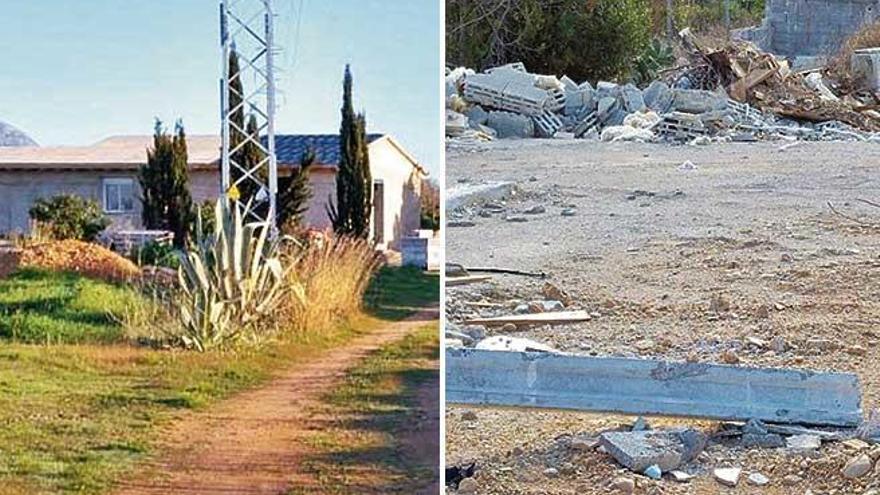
[446, 349, 863, 427]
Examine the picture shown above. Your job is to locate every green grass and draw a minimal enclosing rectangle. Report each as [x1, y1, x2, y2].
[366, 266, 440, 320]
[0, 266, 438, 495]
[0, 269, 145, 344]
[293, 325, 439, 494]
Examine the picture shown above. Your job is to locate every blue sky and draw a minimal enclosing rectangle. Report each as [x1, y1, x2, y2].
[0, 0, 441, 174]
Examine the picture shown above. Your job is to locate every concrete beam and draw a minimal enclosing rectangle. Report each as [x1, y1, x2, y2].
[446, 349, 862, 427]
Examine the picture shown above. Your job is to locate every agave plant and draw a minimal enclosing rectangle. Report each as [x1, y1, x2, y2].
[176, 198, 305, 351]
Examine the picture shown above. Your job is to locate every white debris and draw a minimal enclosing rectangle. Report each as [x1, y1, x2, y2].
[475, 336, 556, 353]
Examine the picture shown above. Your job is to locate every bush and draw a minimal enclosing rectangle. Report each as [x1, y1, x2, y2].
[29, 195, 110, 242]
[447, 0, 652, 82]
[133, 241, 179, 269]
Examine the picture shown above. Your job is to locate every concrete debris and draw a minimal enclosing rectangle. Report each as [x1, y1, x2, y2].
[611, 477, 635, 494]
[643, 464, 662, 480]
[474, 335, 556, 353]
[599, 428, 707, 472]
[786, 434, 822, 452]
[447, 38, 880, 144]
[713, 467, 742, 487]
[747, 472, 770, 486]
[668, 470, 694, 482]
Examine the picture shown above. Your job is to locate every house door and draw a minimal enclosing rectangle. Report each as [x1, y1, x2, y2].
[373, 180, 384, 245]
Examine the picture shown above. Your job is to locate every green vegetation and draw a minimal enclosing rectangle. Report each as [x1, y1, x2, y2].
[131, 240, 179, 268]
[447, 0, 652, 83]
[366, 266, 440, 320]
[277, 147, 315, 232]
[295, 325, 439, 494]
[28, 195, 109, 242]
[329, 65, 372, 239]
[0, 269, 147, 344]
[0, 266, 435, 494]
[139, 119, 193, 248]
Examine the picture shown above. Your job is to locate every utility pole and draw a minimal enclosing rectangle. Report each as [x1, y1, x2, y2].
[220, 0, 279, 232]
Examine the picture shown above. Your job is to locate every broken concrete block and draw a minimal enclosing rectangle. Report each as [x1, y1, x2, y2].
[671, 89, 728, 114]
[643, 81, 674, 114]
[714, 467, 742, 487]
[596, 81, 619, 99]
[851, 48, 880, 91]
[857, 408, 880, 441]
[597, 97, 618, 120]
[599, 428, 706, 472]
[474, 336, 556, 353]
[486, 111, 534, 139]
[533, 110, 564, 138]
[669, 470, 693, 482]
[643, 464, 661, 480]
[621, 84, 646, 113]
[560, 74, 578, 91]
[446, 181, 515, 210]
[446, 110, 469, 137]
[466, 105, 489, 126]
[748, 472, 770, 486]
[742, 433, 785, 448]
[786, 434, 821, 452]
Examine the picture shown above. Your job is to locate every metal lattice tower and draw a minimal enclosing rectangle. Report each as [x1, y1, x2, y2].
[220, 0, 278, 230]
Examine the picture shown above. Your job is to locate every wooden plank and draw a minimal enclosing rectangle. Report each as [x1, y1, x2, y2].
[446, 275, 493, 287]
[464, 310, 592, 326]
[446, 349, 863, 427]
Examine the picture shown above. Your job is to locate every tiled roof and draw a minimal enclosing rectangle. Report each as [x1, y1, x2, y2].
[270, 134, 385, 167]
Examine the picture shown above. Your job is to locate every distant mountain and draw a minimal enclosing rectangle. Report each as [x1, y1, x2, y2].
[0, 121, 38, 147]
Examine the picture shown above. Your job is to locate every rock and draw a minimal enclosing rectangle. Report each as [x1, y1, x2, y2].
[857, 408, 880, 441]
[500, 323, 517, 333]
[527, 301, 545, 313]
[842, 453, 872, 479]
[561, 208, 577, 217]
[631, 416, 651, 431]
[634, 339, 655, 352]
[643, 81, 673, 113]
[487, 111, 534, 138]
[709, 294, 731, 313]
[611, 477, 635, 494]
[742, 418, 768, 435]
[770, 336, 787, 352]
[782, 474, 802, 486]
[748, 472, 770, 486]
[448, 220, 477, 228]
[786, 434, 821, 452]
[505, 215, 528, 223]
[742, 432, 785, 448]
[571, 437, 599, 452]
[541, 300, 565, 312]
[457, 477, 478, 493]
[599, 428, 706, 472]
[672, 89, 728, 114]
[543, 467, 559, 478]
[643, 464, 661, 480]
[669, 470, 694, 482]
[720, 350, 740, 364]
[714, 467, 742, 487]
[461, 410, 478, 421]
[847, 345, 867, 356]
[523, 205, 546, 215]
[621, 84, 646, 113]
[842, 438, 870, 451]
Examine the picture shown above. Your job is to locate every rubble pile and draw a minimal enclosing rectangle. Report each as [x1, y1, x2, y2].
[446, 30, 880, 145]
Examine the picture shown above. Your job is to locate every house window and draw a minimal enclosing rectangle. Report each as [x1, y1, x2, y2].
[103, 178, 135, 213]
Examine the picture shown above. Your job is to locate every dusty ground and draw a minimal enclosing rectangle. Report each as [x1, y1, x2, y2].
[114, 309, 439, 495]
[445, 139, 880, 494]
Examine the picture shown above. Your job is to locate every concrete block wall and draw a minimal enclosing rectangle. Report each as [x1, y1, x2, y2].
[764, 0, 880, 56]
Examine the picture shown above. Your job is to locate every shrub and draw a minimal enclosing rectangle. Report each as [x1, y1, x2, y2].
[632, 38, 676, 86]
[447, 0, 652, 82]
[133, 241, 179, 269]
[176, 199, 304, 351]
[28, 195, 110, 242]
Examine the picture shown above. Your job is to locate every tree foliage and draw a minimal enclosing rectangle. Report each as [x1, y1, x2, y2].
[29, 195, 110, 242]
[277, 147, 315, 232]
[447, 0, 652, 83]
[328, 65, 372, 239]
[139, 120, 193, 248]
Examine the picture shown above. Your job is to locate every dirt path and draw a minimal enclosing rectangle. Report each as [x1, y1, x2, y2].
[114, 308, 439, 495]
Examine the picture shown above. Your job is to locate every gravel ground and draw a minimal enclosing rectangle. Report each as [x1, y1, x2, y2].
[445, 139, 880, 494]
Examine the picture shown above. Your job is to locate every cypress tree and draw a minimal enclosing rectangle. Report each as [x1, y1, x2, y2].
[329, 65, 372, 239]
[277, 147, 315, 231]
[139, 119, 193, 248]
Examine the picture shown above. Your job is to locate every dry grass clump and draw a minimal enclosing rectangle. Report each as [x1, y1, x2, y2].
[283, 233, 383, 334]
[14, 240, 141, 282]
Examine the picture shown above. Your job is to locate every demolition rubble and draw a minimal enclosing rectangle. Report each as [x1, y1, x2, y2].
[446, 31, 880, 145]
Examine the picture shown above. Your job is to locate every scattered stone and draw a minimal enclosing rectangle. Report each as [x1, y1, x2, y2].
[742, 432, 785, 448]
[709, 294, 731, 313]
[720, 350, 740, 364]
[571, 437, 600, 452]
[713, 467, 742, 487]
[448, 220, 477, 228]
[770, 336, 787, 352]
[527, 301, 545, 313]
[782, 474, 802, 486]
[599, 428, 707, 472]
[742, 418, 768, 435]
[746, 336, 767, 348]
[857, 408, 880, 441]
[542, 282, 573, 306]
[669, 470, 694, 482]
[842, 438, 870, 451]
[611, 477, 635, 494]
[457, 477, 478, 493]
[505, 215, 528, 223]
[643, 464, 661, 480]
[543, 467, 559, 478]
[523, 205, 546, 215]
[678, 160, 697, 171]
[561, 207, 577, 217]
[842, 453, 873, 479]
[781, 253, 794, 262]
[748, 472, 770, 486]
[786, 434, 821, 452]
[461, 410, 478, 421]
[500, 323, 517, 333]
